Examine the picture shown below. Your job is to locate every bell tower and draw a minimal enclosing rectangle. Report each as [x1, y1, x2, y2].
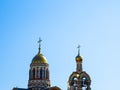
[28, 38, 50, 90]
[67, 46, 91, 90]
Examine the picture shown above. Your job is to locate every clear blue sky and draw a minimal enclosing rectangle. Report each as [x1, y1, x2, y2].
[0, 0, 120, 90]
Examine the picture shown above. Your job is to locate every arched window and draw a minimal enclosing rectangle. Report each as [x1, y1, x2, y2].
[71, 77, 78, 87]
[36, 67, 39, 78]
[33, 68, 35, 79]
[81, 76, 87, 89]
[42, 67, 45, 79]
[40, 68, 42, 79]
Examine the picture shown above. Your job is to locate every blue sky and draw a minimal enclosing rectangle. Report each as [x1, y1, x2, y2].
[0, 0, 120, 90]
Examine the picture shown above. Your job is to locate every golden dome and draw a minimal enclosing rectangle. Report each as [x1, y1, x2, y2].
[32, 53, 48, 64]
[31, 38, 48, 64]
[76, 55, 82, 62]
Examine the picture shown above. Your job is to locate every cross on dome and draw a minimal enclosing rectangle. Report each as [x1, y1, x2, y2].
[77, 45, 81, 56]
[38, 37, 42, 53]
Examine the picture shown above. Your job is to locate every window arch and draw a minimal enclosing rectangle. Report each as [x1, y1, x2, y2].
[70, 76, 78, 86]
[81, 76, 87, 88]
[33, 68, 35, 79]
[40, 68, 42, 79]
[42, 67, 45, 79]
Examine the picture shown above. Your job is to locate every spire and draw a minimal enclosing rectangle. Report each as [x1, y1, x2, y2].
[77, 45, 80, 56]
[38, 37, 42, 54]
[76, 45, 82, 62]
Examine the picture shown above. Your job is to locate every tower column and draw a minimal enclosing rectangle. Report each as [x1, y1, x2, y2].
[28, 38, 50, 89]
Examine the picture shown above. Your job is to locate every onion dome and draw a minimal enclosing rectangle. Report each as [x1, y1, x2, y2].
[32, 53, 48, 64]
[31, 38, 48, 64]
[75, 45, 82, 62]
[76, 54, 82, 62]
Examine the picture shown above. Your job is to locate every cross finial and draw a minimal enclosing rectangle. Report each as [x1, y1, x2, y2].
[38, 37, 42, 53]
[77, 45, 81, 56]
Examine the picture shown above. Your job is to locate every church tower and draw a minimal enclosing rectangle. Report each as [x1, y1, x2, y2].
[28, 38, 50, 90]
[67, 46, 91, 90]
[12, 39, 61, 90]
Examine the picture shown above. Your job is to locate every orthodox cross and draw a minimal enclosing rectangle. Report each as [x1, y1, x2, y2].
[38, 38, 42, 53]
[77, 45, 81, 55]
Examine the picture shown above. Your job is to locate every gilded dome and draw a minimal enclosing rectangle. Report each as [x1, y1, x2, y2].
[76, 55, 82, 62]
[32, 53, 48, 64]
